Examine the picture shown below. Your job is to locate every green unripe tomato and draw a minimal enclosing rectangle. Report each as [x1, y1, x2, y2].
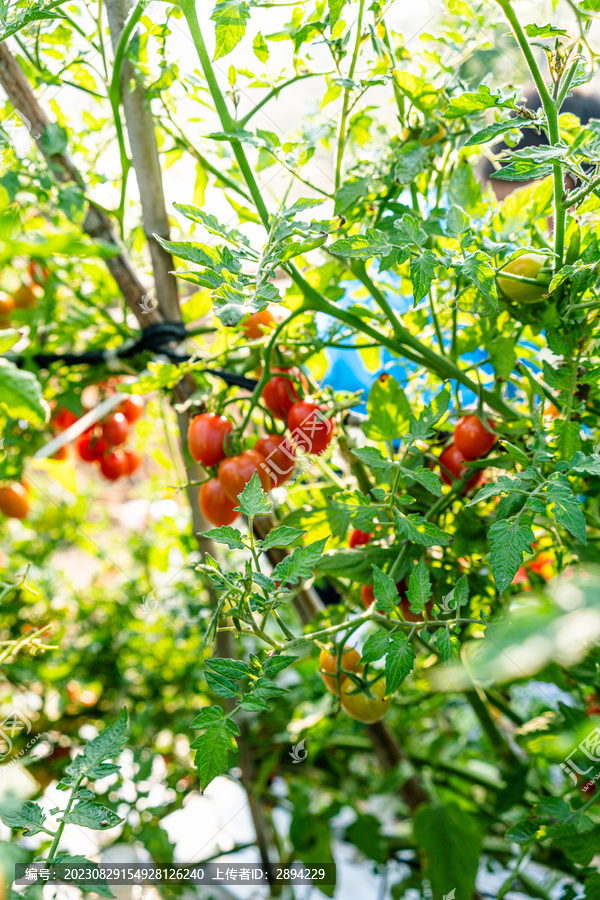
[496, 253, 549, 304]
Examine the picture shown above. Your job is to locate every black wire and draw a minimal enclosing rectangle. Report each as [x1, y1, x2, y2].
[6, 321, 259, 391]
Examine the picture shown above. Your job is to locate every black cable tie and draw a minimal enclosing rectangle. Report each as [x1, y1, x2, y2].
[5, 320, 259, 391]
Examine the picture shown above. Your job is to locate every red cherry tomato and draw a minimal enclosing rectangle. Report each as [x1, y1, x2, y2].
[188, 413, 233, 467]
[287, 401, 333, 455]
[349, 529, 372, 549]
[123, 449, 142, 475]
[439, 443, 482, 492]
[0, 482, 29, 519]
[100, 449, 127, 480]
[76, 433, 108, 463]
[254, 434, 296, 487]
[361, 584, 375, 609]
[200, 478, 239, 526]
[261, 368, 305, 421]
[120, 395, 145, 424]
[242, 309, 275, 340]
[102, 412, 129, 448]
[454, 416, 496, 461]
[218, 449, 271, 501]
[52, 407, 78, 432]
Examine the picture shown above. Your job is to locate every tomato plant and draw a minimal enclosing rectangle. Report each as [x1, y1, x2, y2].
[3, 0, 600, 898]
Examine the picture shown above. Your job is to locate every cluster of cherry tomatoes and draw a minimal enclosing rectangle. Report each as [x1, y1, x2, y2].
[189, 362, 334, 528]
[438, 414, 496, 492]
[319, 645, 390, 723]
[51, 391, 144, 481]
[348, 415, 496, 609]
[0, 260, 49, 325]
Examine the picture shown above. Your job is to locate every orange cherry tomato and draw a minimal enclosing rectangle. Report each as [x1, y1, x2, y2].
[12, 284, 39, 310]
[0, 294, 15, 325]
[242, 309, 275, 339]
[0, 482, 29, 519]
[199, 477, 239, 526]
[28, 260, 50, 285]
[341, 678, 391, 723]
[188, 413, 233, 467]
[254, 434, 296, 487]
[218, 449, 271, 501]
[453, 416, 496, 461]
[319, 646, 362, 696]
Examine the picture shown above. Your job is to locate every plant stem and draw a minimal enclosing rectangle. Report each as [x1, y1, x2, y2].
[495, 0, 565, 273]
[334, 0, 366, 191]
[178, 0, 270, 228]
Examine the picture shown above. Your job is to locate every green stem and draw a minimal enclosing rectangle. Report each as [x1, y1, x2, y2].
[495, 0, 565, 273]
[334, 0, 365, 191]
[290, 263, 520, 420]
[47, 777, 83, 860]
[238, 72, 328, 127]
[178, 0, 270, 228]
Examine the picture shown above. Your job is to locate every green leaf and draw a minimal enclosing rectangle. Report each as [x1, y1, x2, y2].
[492, 158, 553, 182]
[203, 526, 246, 549]
[352, 446, 393, 473]
[261, 526, 306, 551]
[525, 22, 568, 37]
[329, 228, 391, 260]
[205, 671, 242, 698]
[364, 374, 411, 440]
[385, 632, 416, 692]
[410, 249, 436, 302]
[446, 85, 516, 118]
[456, 251, 497, 305]
[569, 451, 600, 475]
[236, 471, 272, 516]
[64, 710, 128, 784]
[413, 804, 483, 900]
[395, 142, 429, 185]
[500, 441, 531, 468]
[465, 118, 525, 146]
[409, 386, 451, 439]
[212, 283, 264, 327]
[489, 518, 535, 595]
[271, 537, 328, 586]
[400, 465, 442, 496]
[252, 31, 269, 62]
[360, 630, 390, 664]
[190, 706, 240, 792]
[206, 658, 249, 678]
[547, 475, 587, 544]
[328, 0, 346, 26]
[395, 513, 451, 547]
[466, 475, 525, 506]
[407, 558, 431, 611]
[446, 205, 470, 238]
[552, 418, 582, 459]
[505, 818, 538, 843]
[211, 0, 250, 59]
[62, 801, 121, 830]
[0, 358, 47, 426]
[1, 801, 48, 835]
[0, 329, 19, 352]
[436, 628, 459, 661]
[372, 564, 399, 614]
[41, 122, 68, 155]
